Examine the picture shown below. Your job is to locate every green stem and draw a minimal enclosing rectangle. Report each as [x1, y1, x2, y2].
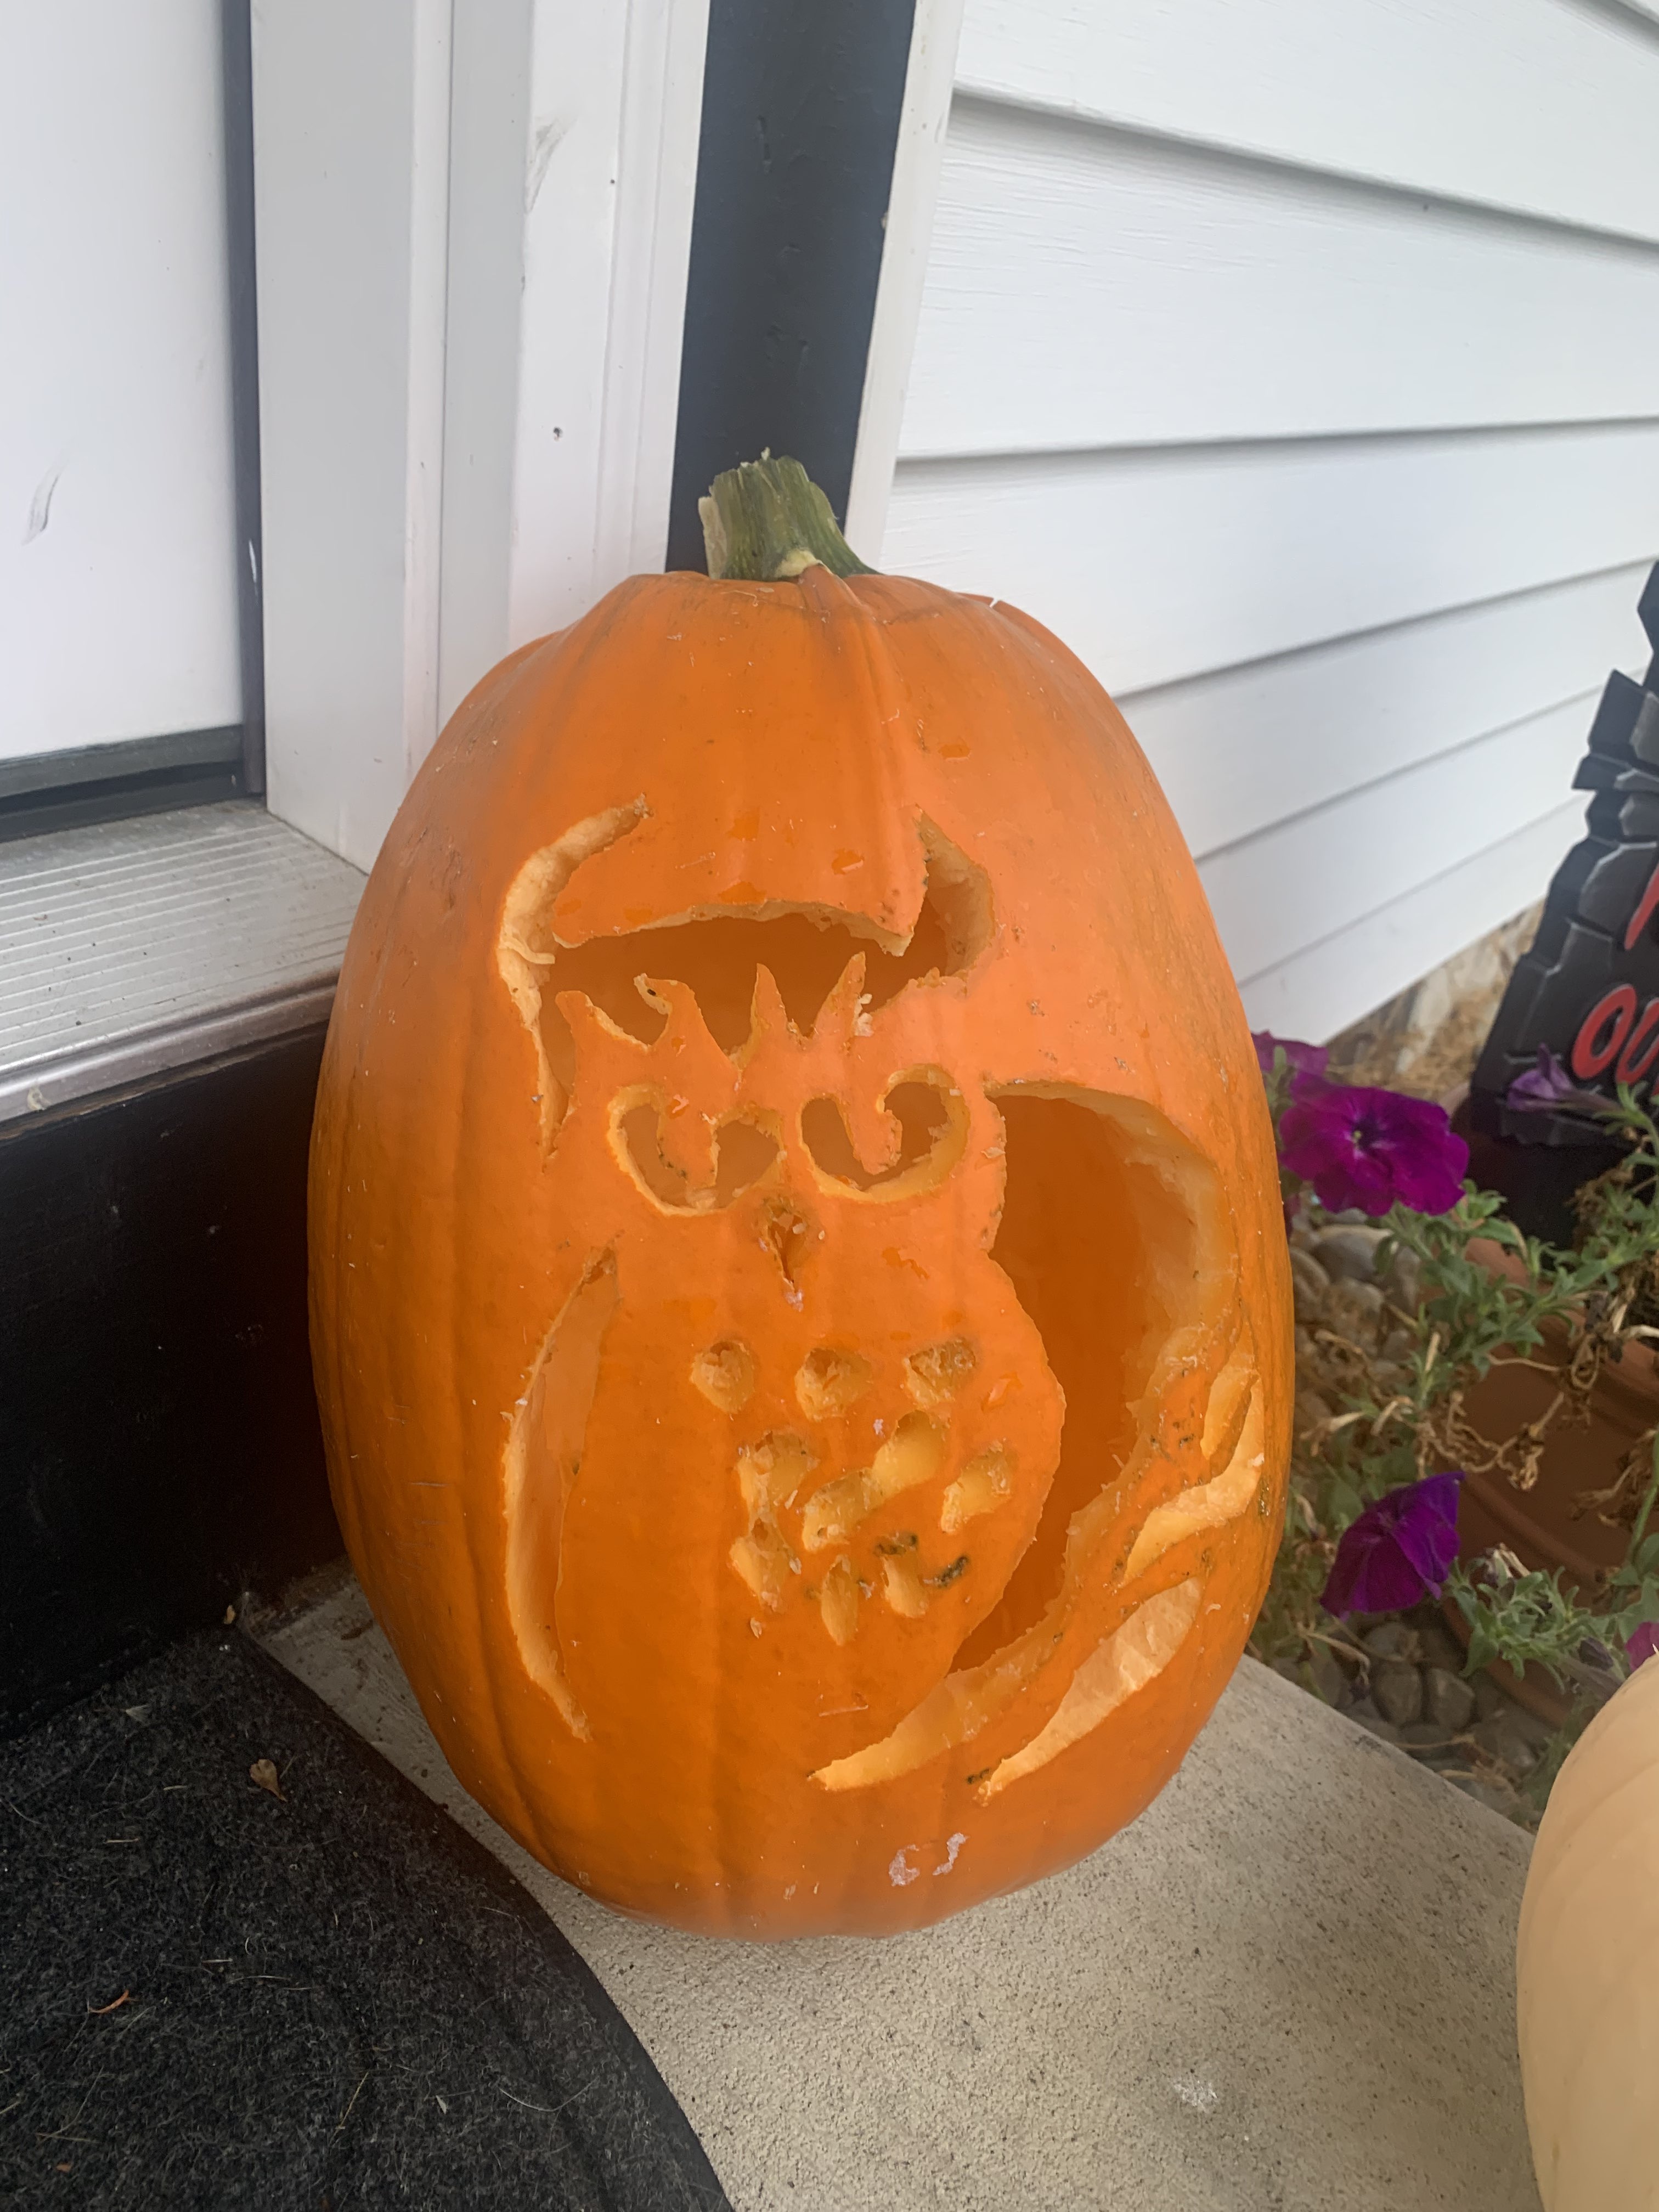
[699, 455, 876, 582]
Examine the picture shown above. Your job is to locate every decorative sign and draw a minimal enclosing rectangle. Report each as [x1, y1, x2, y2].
[1470, 564, 1659, 1144]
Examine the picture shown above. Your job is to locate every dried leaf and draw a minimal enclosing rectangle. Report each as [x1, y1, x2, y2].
[249, 1758, 285, 1801]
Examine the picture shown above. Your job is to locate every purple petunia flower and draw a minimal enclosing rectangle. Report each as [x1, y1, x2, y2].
[1505, 1046, 1613, 1118]
[1321, 1472, 1465, 1617]
[1278, 1082, 1468, 1216]
[1628, 1620, 1659, 1671]
[1252, 1030, 1329, 1085]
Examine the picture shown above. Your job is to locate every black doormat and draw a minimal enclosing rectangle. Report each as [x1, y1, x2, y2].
[0, 1629, 730, 2211]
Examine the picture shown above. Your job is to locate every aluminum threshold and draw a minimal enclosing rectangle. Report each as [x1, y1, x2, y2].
[0, 800, 365, 1124]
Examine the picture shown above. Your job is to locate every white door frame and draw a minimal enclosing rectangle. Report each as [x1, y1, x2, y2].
[251, 0, 709, 871]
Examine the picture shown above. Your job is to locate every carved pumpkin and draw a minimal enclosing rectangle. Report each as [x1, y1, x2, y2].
[309, 459, 1292, 1937]
[1516, 1651, 1659, 2208]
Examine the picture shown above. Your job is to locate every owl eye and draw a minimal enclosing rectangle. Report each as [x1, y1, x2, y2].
[800, 1073, 969, 1200]
[612, 1097, 780, 1212]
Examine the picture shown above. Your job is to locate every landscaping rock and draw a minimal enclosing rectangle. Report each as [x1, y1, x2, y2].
[1472, 1711, 1542, 1776]
[1372, 1660, 1425, 1728]
[1310, 1225, 1387, 1283]
[1452, 1773, 1521, 1819]
[1289, 1249, 1331, 1321]
[1506, 1701, 1559, 1750]
[1307, 1644, 1348, 1708]
[1472, 1674, 1509, 1720]
[1362, 1622, 1420, 1663]
[1296, 1389, 1335, 1434]
[1346, 1697, 1402, 1745]
[1413, 1616, 1465, 1675]
[1398, 1723, 1462, 1767]
[1424, 1666, 1477, 1734]
[1326, 1278, 1386, 1333]
[1379, 1249, 1421, 1313]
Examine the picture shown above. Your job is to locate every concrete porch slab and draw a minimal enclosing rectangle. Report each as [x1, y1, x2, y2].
[266, 1576, 1539, 2212]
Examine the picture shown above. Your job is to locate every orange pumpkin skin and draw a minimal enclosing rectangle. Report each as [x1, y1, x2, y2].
[309, 565, 1292, 1938]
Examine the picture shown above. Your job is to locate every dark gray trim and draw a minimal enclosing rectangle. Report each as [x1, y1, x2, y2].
[222, 0, 267, 797]
[0, 770, 245, 846]
[0, 729, 245, 843]
[0, 730, 244, 843]
[665, 0, 916, 571]
[0, 725, 242, 803]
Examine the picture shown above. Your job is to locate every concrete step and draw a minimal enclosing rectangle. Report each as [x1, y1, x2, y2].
[267, 1575, 1539, 2212]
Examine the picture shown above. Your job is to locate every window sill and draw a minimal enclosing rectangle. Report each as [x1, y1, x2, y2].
[0, 799, 364, 1124]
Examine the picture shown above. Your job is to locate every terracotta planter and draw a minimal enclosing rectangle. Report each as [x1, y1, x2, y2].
[1432, 1234, 1658, 1725]
[1453, 1237, 1659, 1595]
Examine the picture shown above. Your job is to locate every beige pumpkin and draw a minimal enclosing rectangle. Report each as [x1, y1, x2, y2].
[1517, 1654, 1659, 2209]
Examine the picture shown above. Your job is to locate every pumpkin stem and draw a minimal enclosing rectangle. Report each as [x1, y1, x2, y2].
[699, 455, 876, 582]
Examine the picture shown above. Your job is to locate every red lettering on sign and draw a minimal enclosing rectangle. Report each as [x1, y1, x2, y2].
[1624, 856, 1659, 952]
[1618, 998, 1659, 1084]
[1573, 984, 1639, 1079]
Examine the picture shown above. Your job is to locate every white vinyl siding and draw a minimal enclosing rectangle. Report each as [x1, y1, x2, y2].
[880, 0, 1659, 1040]
[0, 3, 240, 764]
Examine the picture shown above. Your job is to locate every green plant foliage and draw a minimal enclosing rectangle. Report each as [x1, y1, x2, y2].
[1253, 1071, 1659, 1803]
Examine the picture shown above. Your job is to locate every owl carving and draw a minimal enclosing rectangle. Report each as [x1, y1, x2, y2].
[311, 515, 1291, 1936]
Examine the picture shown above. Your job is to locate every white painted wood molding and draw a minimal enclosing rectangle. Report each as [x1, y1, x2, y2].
[253, 0, 708, 871]
[251, 0, 454, 871]
[595, 0, 713, 595]
[440, 0, 709, 731]
[844, 0, 967, 562]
